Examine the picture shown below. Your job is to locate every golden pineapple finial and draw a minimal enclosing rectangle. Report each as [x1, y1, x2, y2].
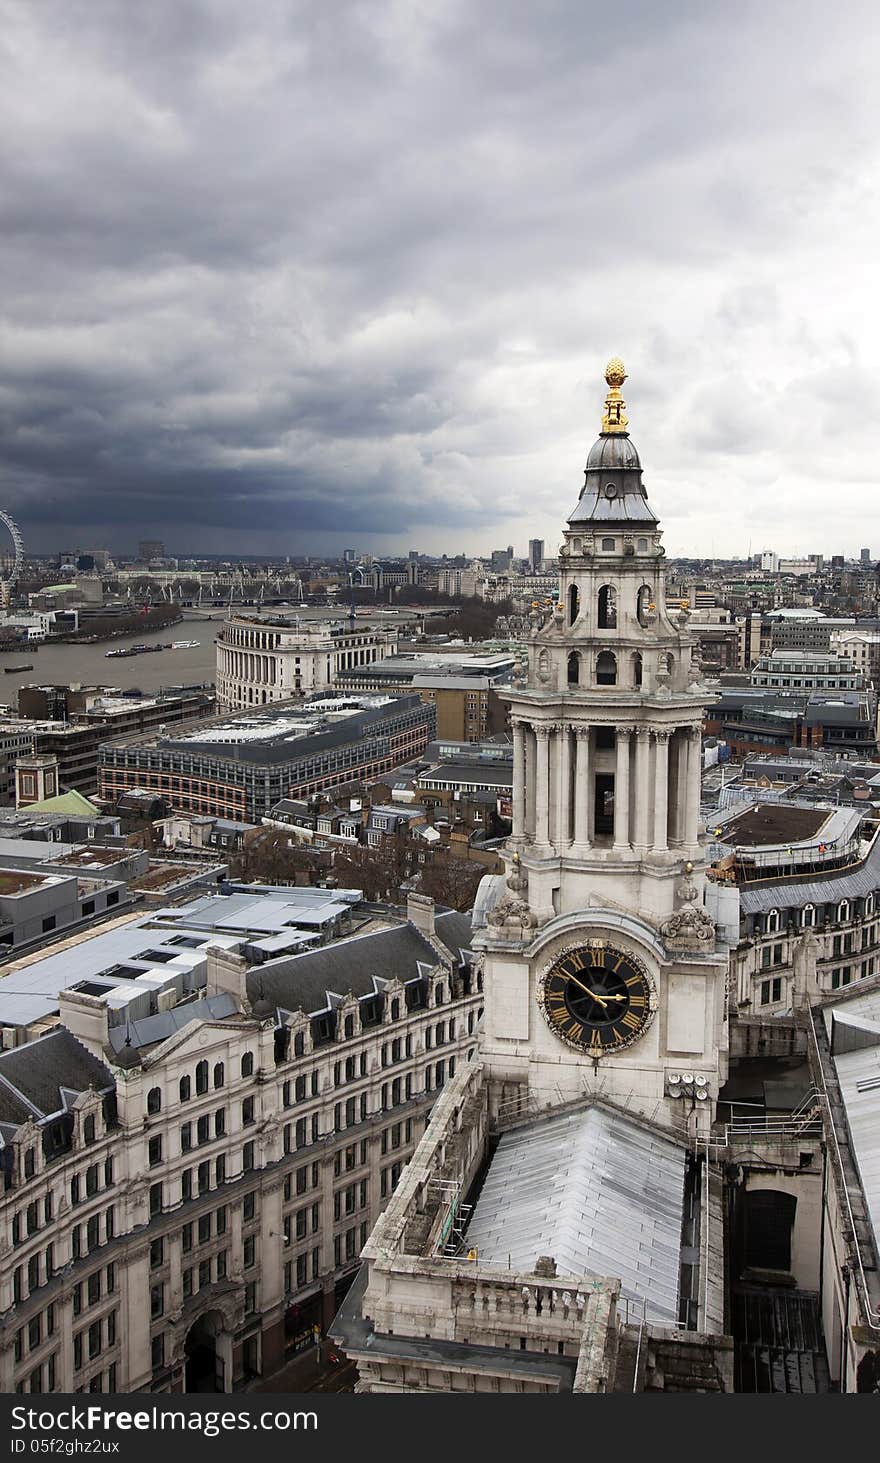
[601, 357, 628, 433]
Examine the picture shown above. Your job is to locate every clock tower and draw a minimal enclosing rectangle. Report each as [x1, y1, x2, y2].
[476, 360, 728, 1130]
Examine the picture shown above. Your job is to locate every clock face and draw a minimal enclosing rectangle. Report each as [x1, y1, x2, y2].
[538, 941, 656, 1057]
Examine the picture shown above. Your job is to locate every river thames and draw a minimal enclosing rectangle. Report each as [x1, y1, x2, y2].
[0, 615, 219, 705]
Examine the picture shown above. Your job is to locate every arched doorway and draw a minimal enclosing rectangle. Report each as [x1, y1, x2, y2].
[185, 1311, 225, 1393]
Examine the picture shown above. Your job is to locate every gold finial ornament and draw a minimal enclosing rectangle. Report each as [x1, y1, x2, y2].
[601, 357, 629, 434]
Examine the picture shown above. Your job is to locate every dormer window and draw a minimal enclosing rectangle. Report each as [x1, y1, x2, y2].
[766, 909, 780, 934]
[838, 900, 851, 923]
[801, 904, 816, 928]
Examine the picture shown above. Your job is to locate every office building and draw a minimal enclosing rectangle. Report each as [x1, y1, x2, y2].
[98, 695, 436, 823]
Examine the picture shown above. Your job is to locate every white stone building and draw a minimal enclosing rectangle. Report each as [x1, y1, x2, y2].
[216, 615, 398, 711]
[0, 891, 483, 1394]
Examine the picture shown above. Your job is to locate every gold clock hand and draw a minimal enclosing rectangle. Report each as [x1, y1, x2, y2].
[564, 972, 600, 1000]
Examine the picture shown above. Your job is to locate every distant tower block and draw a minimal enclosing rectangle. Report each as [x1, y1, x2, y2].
[16, 754, 59, 808]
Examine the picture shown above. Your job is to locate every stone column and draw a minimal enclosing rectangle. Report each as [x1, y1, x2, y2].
[672, 729, 690, 844]
[524, 724, 536, 841]
[613, 725, 633, 851]
[684, 725, 703, 847]
[572, 727, 591, 850]
[555, 725, 572, 851]
[652, 729, 670, 852]
[512, 719, 527, 839]
[534, 725, 551, 848]
[633, 727, 651, 853]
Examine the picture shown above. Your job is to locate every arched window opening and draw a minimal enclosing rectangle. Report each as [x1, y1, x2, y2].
[179, 1075, 191, 1103]
[801, 905, 815, 928]
[568, 584, 580, 626]
[632, 652, 643, 688]
[195, 1060, 208, 1095]
[213, 1062, 225, 1090]
[601, 537, 615, 551]
[637, 585, 653, 627]
[636, 537, 649, 552]
[597, 585, 617, 629]
[147, 1087, 162, 1115]
[766, 909, 780, 935]
[838, 900, 850, 923]
[567, 652, 581, 686]
[596, 651, 617, 686]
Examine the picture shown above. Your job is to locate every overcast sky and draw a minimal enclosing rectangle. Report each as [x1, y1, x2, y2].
[2, 0, 879, 561]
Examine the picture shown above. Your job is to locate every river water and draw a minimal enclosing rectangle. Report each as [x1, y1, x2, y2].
[0, 614, 220, 707]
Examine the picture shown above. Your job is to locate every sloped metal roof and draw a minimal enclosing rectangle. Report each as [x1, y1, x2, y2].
[833, 1036, 880, 1255]
[107, 992, 239, 1053]
[740, 834, 880, 915]
[464, 1106, 685, 1324]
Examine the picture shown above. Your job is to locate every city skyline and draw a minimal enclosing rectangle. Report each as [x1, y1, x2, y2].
[3, 4, 879, 559]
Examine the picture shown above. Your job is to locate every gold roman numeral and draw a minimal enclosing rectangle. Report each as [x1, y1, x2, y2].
[567, 1021, 584, 1043]
[567, 951, 585, 972]
[589, 946, 606, 967]
[624, 975, 642, 988]
[620, 1010, 642, 1031]
[628, 994, 646, 1008]
[590, 1030, 604, 1053]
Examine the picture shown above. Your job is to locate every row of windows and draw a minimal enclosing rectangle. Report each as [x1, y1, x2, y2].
[70, 1158, 114, 1206]
[141, 981, 472, 1118]
[13, 1353, 58, 1394]
[333, 1144, 367, 1178]
[830, 959, 877, 988]
[73, 1311, 117, 1370]
[151, 1204, 232, 1270]
[183, 1250, 229, 1298]
[72, 1263, 116, 1315]
[13, 1300, 57, 1362]
[333, 1181, 367, 1221]
[146, 1053, 253, 1113]
[284, 1249, 322, 1294]
[284, 1204, 321, 1243]
[147, 1145, 256, 1215]
[761, 896, 875, 934]
[334, 1224, 369, 1267]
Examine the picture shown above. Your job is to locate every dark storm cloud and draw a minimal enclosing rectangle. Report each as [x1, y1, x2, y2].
[1, 0, 878, 557]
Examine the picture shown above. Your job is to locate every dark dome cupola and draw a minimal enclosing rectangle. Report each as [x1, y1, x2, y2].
[568, 358, 658, 527]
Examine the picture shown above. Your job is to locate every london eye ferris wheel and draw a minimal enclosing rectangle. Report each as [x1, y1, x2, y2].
[0, 511, 24, 590]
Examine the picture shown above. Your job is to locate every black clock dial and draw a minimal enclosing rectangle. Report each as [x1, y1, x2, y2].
[539, 942, 653, 1056]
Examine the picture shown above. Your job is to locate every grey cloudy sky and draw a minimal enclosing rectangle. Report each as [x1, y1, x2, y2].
[2, 0, 879, 560]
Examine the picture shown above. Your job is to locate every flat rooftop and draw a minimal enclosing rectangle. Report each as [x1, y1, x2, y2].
[720, 804, 830, 847]
[172, 695, 398, 748]
[464, 1106, 686, 1325]
[0, 869, 54, 896]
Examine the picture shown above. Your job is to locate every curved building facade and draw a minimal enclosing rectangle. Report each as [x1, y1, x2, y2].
[216, 616, 398, 712]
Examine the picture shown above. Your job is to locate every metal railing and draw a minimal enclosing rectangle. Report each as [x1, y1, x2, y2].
[711, 1087, 826, 1147]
